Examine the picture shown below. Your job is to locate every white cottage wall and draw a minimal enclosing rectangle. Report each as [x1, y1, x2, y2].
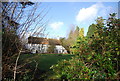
[26, 44, 67, 54]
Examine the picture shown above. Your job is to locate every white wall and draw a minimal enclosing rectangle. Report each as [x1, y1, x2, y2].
[26, 44, 67, 54]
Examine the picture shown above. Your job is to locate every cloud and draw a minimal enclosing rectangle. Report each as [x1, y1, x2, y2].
[50, 22, 64, 30]
[75, 2, 116, 36]
[76, 3, 103, 23]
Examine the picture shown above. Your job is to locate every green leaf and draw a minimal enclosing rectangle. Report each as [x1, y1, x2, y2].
[117, 51, 119, 55]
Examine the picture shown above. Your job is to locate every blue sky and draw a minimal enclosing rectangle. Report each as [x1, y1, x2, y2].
[41, 2, 118, 39]
[24, 2, 118, 39]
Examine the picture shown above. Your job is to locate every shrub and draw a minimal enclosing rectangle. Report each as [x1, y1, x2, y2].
[50, 13, 120, 80]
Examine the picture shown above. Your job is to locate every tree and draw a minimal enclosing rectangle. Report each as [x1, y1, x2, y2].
[47, 44, 55, 54]
[73, 26, 79, 41]
[59, 37, 70, 53]
[51, 13, 120, 80]
[79, 28, 84, 38]
[66, 26, 81, 53]
[70, 28, 85, 55]
[67, 30, 74, 45]
[2, 2, 48, 80]
[87, 24, 97, 38]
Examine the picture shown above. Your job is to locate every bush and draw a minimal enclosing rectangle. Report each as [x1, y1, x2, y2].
[50, 13, 120, 80]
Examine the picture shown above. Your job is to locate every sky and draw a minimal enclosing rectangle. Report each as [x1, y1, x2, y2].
[41, 2, 118, 39]
[29, 0, 120, 2]
[22, 2, 118, 39]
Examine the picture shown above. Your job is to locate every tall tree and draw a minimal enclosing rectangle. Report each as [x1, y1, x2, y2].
[59, 37, 70, 53]
[2, 2, 48, 80]
[70, 28, 85, 54]
[87, 24, 97, 38]
[73, 26, 79, 41]
[79, 28, 84, 38]
[67, 26, 80, 46]
[67, 30, 74, 46]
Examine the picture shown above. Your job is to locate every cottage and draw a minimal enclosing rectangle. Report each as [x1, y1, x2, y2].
[26, 36, 68, 54]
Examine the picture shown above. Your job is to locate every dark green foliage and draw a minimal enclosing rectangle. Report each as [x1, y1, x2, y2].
[51, 13, 120, 80]
[87, 24, 97, 38]
[47, 44, 55, 53]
